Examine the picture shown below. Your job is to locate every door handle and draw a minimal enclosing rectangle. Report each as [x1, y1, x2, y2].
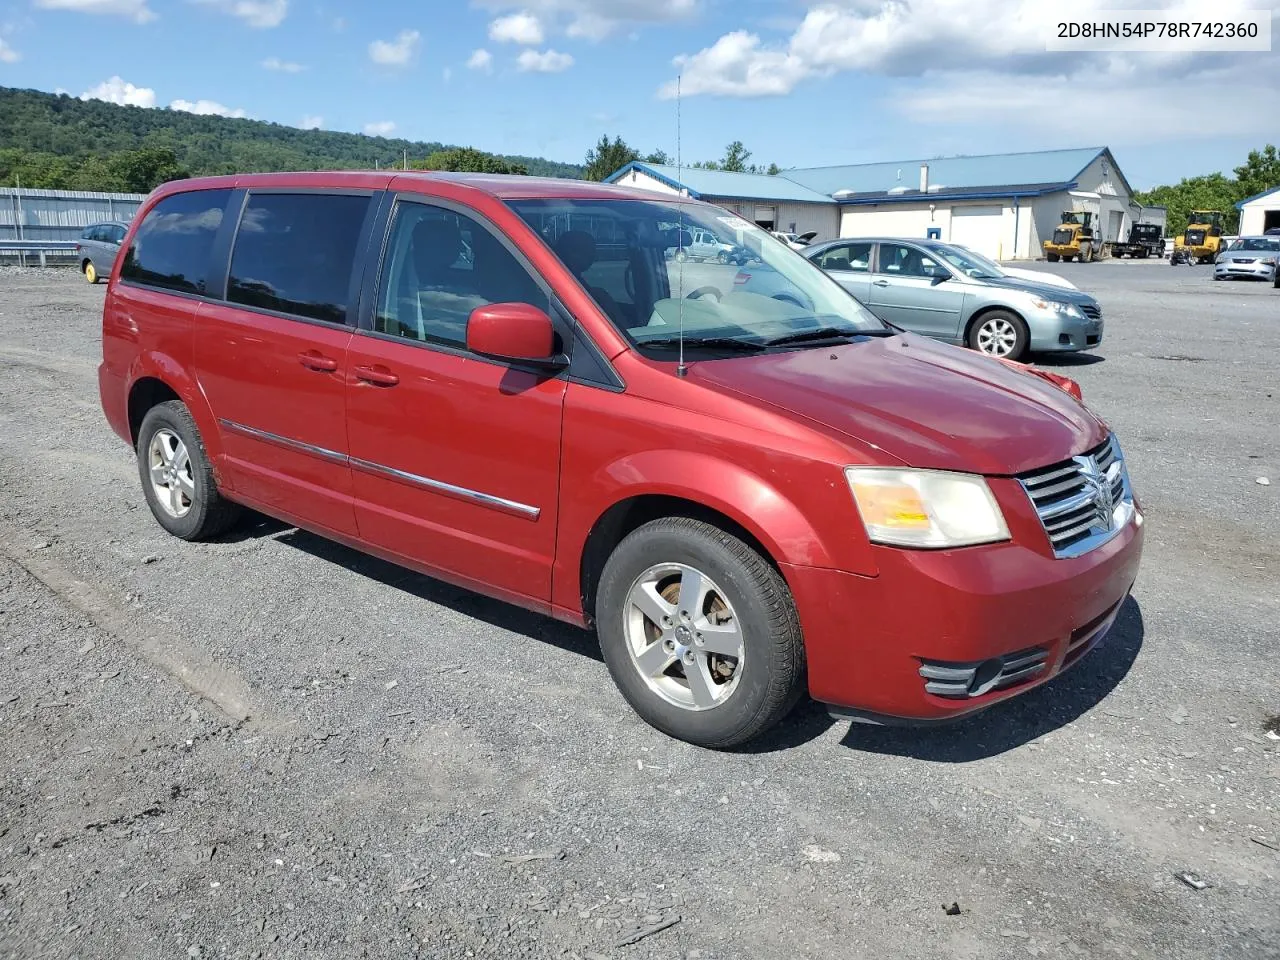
[298, 350, 339, 372]
[872, 280, 890, 287]
[353, 364, 400, 387]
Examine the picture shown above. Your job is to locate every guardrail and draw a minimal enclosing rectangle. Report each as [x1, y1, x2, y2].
[0, 240, 82, 268]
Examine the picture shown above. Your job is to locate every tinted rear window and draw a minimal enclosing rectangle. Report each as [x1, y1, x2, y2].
[227, 193, 370, 325]
[120, 190, 232, 295]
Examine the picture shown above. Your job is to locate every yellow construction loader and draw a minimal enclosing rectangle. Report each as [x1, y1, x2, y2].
[1172, 211, 1224, 264]
[1043, 211, 1103, 262]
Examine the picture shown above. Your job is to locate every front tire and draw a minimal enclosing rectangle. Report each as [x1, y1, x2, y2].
[969, 310, 1029, 361]
[136, 401, 241, 541]
[1046, 253, 1060, 263]
[596, 517, 805, 749]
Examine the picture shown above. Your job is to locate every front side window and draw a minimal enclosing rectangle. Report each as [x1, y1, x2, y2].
[373, 201, 548, 348]
[120, 190, 232, 295]
[878, 243, 946, 279]
[228, 193, 371, 325]
[507, 198, 884, 352]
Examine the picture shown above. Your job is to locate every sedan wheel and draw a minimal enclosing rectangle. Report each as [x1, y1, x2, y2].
[970, 311, 1028, 361]
[84, 261, 98, 284]
[623, 562, 744, 711]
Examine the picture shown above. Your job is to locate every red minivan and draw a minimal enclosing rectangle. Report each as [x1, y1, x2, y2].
[98, 172, 1144, 748]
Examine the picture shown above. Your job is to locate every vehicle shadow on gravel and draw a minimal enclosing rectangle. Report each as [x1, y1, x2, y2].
[224, 515, 604, 662]
[745, 597, 1145, 759]
[1029, 352, 1106, 368]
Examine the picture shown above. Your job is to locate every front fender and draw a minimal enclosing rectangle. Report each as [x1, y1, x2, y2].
[554, 447, 875, 616]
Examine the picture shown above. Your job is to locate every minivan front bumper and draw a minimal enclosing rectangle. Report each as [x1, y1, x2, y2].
[783, 512, 1143, 723]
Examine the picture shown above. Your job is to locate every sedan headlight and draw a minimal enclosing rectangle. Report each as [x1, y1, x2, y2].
[845, 467, 1010, 548]
[1033, 299, 1083, 318]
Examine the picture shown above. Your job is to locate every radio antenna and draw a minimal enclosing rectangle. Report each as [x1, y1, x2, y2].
[676, 73, 687, 378]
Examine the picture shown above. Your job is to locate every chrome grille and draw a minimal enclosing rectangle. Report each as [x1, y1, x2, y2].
[1018, 434, 1134, 558]
[919, 647, 1050, 699]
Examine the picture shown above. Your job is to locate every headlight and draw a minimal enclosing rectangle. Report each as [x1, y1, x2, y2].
[845, 467, 1010, 548]
[1263, 257, 1278, 266]
[1033, 299, 1082, 317]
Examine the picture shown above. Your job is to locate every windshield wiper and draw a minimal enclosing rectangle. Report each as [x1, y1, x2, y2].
[763, 326, 895, 347]
[636, 336, 765, 352]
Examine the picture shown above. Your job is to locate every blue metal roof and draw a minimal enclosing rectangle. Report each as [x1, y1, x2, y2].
[783, 147, 1110, 196]
[606, 162, 833, 204]
[1235, 184, 1280, 209]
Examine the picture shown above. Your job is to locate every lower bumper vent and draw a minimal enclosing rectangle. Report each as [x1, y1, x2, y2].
[919, 647, 1050, 699]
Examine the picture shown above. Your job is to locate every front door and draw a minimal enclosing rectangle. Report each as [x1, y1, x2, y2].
[866, 242, 966, 342]
[811, 241, 873, 304]
[193, 190, 374, 536]
[344, 197, 568, 607]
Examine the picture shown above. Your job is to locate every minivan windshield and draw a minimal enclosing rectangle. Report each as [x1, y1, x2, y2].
[507, 198, 886, 351]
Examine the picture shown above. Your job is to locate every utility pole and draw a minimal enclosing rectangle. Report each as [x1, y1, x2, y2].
[403, 149, 408, 170]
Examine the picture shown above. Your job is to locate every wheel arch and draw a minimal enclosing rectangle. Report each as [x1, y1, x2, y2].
[964, 303, 1027, 346]
[123, 358, 227, 476]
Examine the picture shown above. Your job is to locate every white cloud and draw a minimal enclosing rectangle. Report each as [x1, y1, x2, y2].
[262, 56, 304, 72]
[34, 0, 155, 24]
[489, 11, 543, 44]
[81, 75, 157, 108]
[0, 36, 19, 63]
[193, 0, 288, 28]
[477, 0, 696, 40]
[170, 98, 248, 118]
[661, 30, 806, 99]
[467, 48, 494, 72]
[516, 48, 573, 73]
[662, 0, 1280, 141]
[300, 114, 323, 128]
[369, 29, 420, 66]
[364, 120, 396, 136]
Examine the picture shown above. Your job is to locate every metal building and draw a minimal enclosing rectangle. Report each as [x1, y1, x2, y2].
[1, 187, 148, 260]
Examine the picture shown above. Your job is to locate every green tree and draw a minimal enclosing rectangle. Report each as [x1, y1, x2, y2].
[765, 162, 781, 176]
[584, 135, 639, 181]
[643, 149, 670, 165]
[108, 147, 188, 192]
[414, 147, 527, 175]
[1233, 144, 1280, 200]
[721, 140, 751, 173]
[1134, 172, 1240, 237]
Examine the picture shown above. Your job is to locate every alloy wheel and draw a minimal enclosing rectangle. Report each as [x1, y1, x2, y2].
[147, 428, 195, 518]
[976, 317, 1018, 356]
[622, 562, 745, 711]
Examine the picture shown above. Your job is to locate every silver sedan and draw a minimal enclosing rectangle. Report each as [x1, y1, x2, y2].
[1213, 237, 1280, 281]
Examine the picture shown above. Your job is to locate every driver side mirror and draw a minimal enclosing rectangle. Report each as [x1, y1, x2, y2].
[466, 303, 566, 367]
[929, 272, 949, 285]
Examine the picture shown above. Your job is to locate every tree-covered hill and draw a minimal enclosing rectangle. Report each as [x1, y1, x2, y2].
[0, 85, 583, 192]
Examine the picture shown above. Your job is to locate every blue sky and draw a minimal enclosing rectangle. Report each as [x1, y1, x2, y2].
[1, 0, 1277, 189]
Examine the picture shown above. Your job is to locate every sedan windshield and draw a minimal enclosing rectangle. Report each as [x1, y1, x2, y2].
[932, 245, 1003, 279]
[506, 198, 885, 351]
[1228, 237, 1280, 252]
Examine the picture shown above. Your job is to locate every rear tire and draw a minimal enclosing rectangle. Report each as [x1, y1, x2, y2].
[136, 401, 242, 541]
[969, 310, 1029, 361]
[83, 260, 99, 284]
[595, 517, 805, 749]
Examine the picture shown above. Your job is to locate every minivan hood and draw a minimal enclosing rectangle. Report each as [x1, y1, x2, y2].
[690, 334, 1108, 475]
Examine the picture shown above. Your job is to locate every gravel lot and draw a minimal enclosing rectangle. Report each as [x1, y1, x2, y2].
[1, 261, 1277, 960]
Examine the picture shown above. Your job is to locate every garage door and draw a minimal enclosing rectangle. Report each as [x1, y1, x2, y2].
[949, 206, 1004, 259]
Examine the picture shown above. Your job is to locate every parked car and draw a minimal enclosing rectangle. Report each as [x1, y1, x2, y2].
[1212, 236, 1280, 282]
[950, 244, 1080, 290]
[673, 226, 748, 264]
[99, 172, 1143, 748]
[76, 220, 129, 284]
[740, 237, 1102, 360]
[771, 230, 818, 251]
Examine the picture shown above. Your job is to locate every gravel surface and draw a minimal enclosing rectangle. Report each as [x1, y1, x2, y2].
[1, 261, 1277, 960]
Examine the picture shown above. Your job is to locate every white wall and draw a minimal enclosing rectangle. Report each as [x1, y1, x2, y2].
[839, 200, 1027, 259]
[612, 168, 681, 195]
[1239, 195, 1279, 235]
[716, 199, 838, 242]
